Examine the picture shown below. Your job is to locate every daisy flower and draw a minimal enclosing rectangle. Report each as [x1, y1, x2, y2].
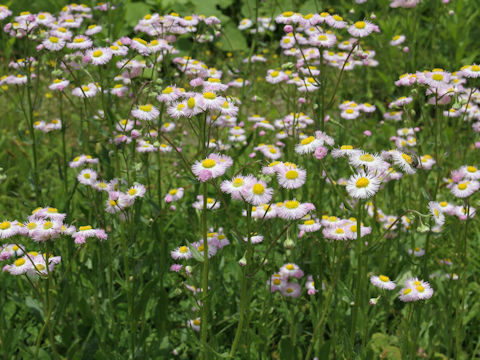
[0, 220, 22, 239]
[220, 175, 255, 200]
[281, 283, 302, 298]
[399, 278, 433, 302]
[278, 200, 315, 220]
[49, 78, 70, 91]
[131, 104, 159, 121]
[326, 14, 347, 28]
[370, 275, 396, 290]
[6, 257, 33, 275]
[191, 155, 230, 182]
[348, 20, 376, 38]
[331, 145, 360, 158]
[43, 36, 65, 51]
[428, 201, 445, 226]
[386, 150, 417, 174]
[125, 184, 146, 201]
[72, 83, 98, 98]
[341, 108, 360, 120]
[72, 226, 107, 244]
[298, 219, 321, 233]
[85, 24, 102, 36]
[67, 35, 93, 49]
[280, 263, 304, 279]
[77, 168, 97, 186]
[451, 180, 479, 198]
[268, 273, 286, 293]
[462, 165, 480, 180]
[201, 91, 225, 111]
[349, 151, 386, 171]
[31, 220, 63, 242]
[390, 34, 405, 46]
[243, 233, 264, 244]
[242, 180, 274, 205]
[295, 135, 323, 154]
[346, 171, 381, 199]
[461, 64, 480, 78]
[192, 196, 220, 210]
[164, 188, 184, 203]
[171, 245, 192, 260]
[188, 318, 201, 332]
[408, 247, 425, 257]
[277, 166, 307, 189]
[322, 226, 353, 241]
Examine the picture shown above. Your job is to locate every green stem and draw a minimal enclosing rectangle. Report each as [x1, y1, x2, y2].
[350, 200, 364, 350]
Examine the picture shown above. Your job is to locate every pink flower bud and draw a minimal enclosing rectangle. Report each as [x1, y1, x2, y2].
[314, 146, 327, 160]
[165, 194, 173, 203]
[298, 97, 306, 104]
[475, 141, 480, 149]
[259, 130, 266, 136]
[284, 25, 293, 33]
[170, 205, 176, 211]
[131, 129, 140, 138]
[324, 115, 330, 122]
[248, 152, 256, 158]
[198, 170, 212, 182]
[364, 130, 372, 136]
[403, 46, 409, 53]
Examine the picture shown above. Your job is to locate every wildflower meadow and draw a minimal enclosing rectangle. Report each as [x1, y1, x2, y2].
[1, 0, 480, 358]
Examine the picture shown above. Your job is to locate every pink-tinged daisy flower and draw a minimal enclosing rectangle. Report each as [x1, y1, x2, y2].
[348, 20, 376, 38]
[451, 180, 479, 198]
[49, 78, 70, 91]
[389, 96, 413, 108]
[6, 257, 33, 275]
[453, 205, 476, 220]
[192, 155, 230, 182]
[298, 218, 321, 233]
[72, 226, 107, 244]
[390, 34, 405, 46]
[157, 86, 181, 103]
[281, 282, 302, 298]
[424, 69, 450, 89]
[93, 181, 111, 192]
[188, 318, 201, 332]
[277, 166, 307, 189]
[461, 64, 480, 78]
[43, 36, 65, 51]
[31, 220, 62, 242]
[326, 14, 347, 28]
[243, 233, 264, 244]
[184, 96, 204, 118]
[167, 102, 187, 119]
[77, 168, 97, 186]
[462, 165, 480, 180]
[408, 247, 425, 257]
[268, 273, 286, 292]
[428, 201, 445, 226]
[280, 263, 304, 279]
[266, 69, 287, 84]
[331, 145, 360, 158]
[251, 204, 277, 220]
[130, 37, 150, 55]
[322, 226, 353, 241]
[346, 171, 381, 199]
[87, 47, 113, 65]
[192, 195, 220, 210]
[220, 175, 255, 200]
[105, 192, 123, 214]
[0, 5, 12, 20]
[384, 111, 403, 121]
[67, 35, 92, 49]
[349, 152, 387, 171]
[192, 240, 218, 258]
[341, 108, 361, 120]
[242, 180, 274, 205]
[164, 188, 184, 203]
[85, 24, 102, 36]
[72, 83, 98, 98]
[171, 245, 192, 260]
[306, 275, 318, 295]
[51, 27, 72, 40]
[108, 43, 128, 56]
[131, 104, 159, 121]
[125, 184, 146, 201]
[110, 84, 128, 97]
[295, 136, 323, 154]
[0, 220, 21, 239]
[31, 207, 66, 222]
[309, 33, 336, 47]
[370, 275, 396, 290]
[278, 200, 315, 220]
[201, 91, 225, 111]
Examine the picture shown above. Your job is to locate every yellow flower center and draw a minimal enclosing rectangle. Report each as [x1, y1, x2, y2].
[285, 170, 299, 180]
[350, 225, 357, 232]
[233, 178, 244, 187]
[354, 21, 366, 29]
[82, 86, 90, 91]
[304, 220, 315, 225]
[110, 200, 118, 206]
[432, 73, 444, 81]
[286, 264, 295, 270]
[92, 50, 103, 57]
[207, 198, 214, 204]
[346, 109, 354, 114]
[43, 221, 53, 230]
[35, 264, 46, 271]
[0, 221, 11, 230]
[379, 275, 390, 282]
[273, 279, 281, 285]
[318, 35, 327, 41]
[203, 92, 216, 100]
[335, 228, 345, 234]
[27, 222, 37, 230]
[15, 258, 26, 267]
[359, 154, 374, 162]
[471, 65, 480, 72]
[252, 183, 265, 195]
[74, 37, 85, 43]
[187, 97, 196, 108]
[301, 136, 315, 145]
[202, 159, 216, 168]
[466, 166, 477, 173]
[403, 288, 412, 295]
[49, 36, 59, 43]
[355, 177, 370, 188]
[193, 319, 201, 326]
[139, 104, 152, 112]
[128, 188, 138, 196]
[283, 11, 294, 17]
[402, 153, 412, 164]
[285, 200, 299, 209]
[457, 183, 467, 190]
[416, 285, 425, 293]
[340, 145, 353, 150]
[271, 71, 279, 77]
[12, 245, 19, 251]
[163, 87, 173, 94]
[179, 246, 188, 253]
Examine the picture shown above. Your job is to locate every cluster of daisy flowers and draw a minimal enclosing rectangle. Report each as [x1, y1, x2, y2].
[170, 229, 229, 265]
[338, 100, 376, 120]
[321, 214, 371, 241]
[267, 263, 317, 298]
[370, 275, 434, 302]
[0, 206, 107, 276]
[32, 118, 62, 133]
[238, 16, 276, 33]
[444, 164, 480, 199]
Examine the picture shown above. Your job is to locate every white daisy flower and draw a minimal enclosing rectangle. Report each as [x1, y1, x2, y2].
[131, 104, 159, 121]
[370, 275, 396, 290]
[346, 171, 381, 199]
